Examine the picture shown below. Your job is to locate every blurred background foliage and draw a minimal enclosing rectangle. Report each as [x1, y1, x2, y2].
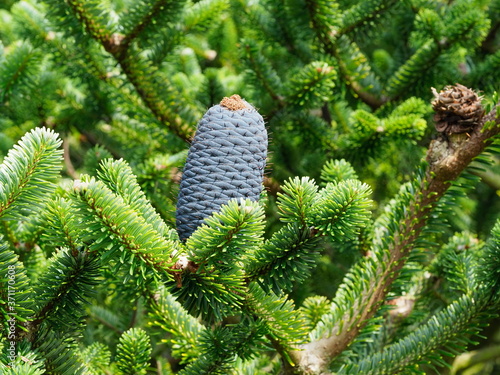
[1, 0, 500, 373]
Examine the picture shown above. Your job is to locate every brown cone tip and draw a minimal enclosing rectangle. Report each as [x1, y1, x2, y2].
[431, 84, 484, 134]
[220, 94, 249, 111]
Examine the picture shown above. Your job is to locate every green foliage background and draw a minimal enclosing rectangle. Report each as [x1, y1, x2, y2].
[1, 0, 500, 374]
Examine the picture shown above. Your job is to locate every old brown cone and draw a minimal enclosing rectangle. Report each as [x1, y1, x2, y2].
[431, 83, 485, 134]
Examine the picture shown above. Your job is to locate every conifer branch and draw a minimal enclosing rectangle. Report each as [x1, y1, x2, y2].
[115, 328, 152, 375]
[148, 287, 205, 364]
[119, 0, 176, 54]
[240, 39, 285, 106]
[34, 329, 87, 374]
[0, 127, 63, 220]
[42, 198, 81, 255]
[71, 177, 178, 278]
[328, 42, 385, 110]
[479, 217, 500, 295]
[97, 158, 175, 239]
[305, 0, 385, 109]
[244, 283, 308, 364]
[53, 0, 194, 141]
[64, 0, 114, 50]
[118, 53, 194, 141]
[284, 61, 336, 110]
[31, 249, 100, 333]
[386, 5, 489, 98]
[5, 1, 500, 372]
[0, 246, 35, 337]
[336, 0, 398, 37]
[0, 41, 41, 101]
[339, 292, 491, 374]
[288, 93, 500, 374]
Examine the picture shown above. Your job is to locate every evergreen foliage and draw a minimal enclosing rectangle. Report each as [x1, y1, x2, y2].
[1, 1, 500, 374]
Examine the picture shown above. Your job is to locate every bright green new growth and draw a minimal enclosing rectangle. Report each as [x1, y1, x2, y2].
[278, 177, 318, 225]
[320, 159, 358, 185]
[0, 127, 62, 219]
[71, 175, 178, 281]
[308, 179, 372, 240]
[186, 199, 265, 269]
[285, 62, 337, 109]
[246, 176, 372, 294]
[115, 328, 152, 375]
[80, 342, 111, 375]
[149, 286, 205, 364]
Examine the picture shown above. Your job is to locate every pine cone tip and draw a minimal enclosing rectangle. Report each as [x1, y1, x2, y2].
[220, 94, 249, 111]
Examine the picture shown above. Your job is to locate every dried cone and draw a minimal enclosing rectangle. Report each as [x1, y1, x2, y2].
[431, 83, 484, 134]
[176, 95, 267, 241]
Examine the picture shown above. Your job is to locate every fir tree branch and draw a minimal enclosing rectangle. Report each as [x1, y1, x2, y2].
[63, 0, 114, 51]
[284, 61, 336, 110]
[51, 0, 194, 141]
[336, 0, 398, 37]
[173, 201, 266, 321]
[305, 0, 385, 109]
[186, 199, 265, 270]
[244, 283, 308, 365]
[71, 176, 178, 278]
[89, 306, 124, 335]
[0, 127, 63, 220]
[479, 218, 500, 298]
[97, 158, 175, 240]
[245, 223, 322, 293]
[115, 328, 152, 375]
[80, 342, 112, 374]
[328, 40, 384, 110]
[31, 249, 100, 333]
[178, 322, 267, 375]
[338, 292, 491, 374]
[148, 286, 206, 364]
[0, 41, 41, 102]
[33, 329, 87, 374]
[118, 52, 194, 141]
[240, 39, 285, 106]
[384, 39, 440, 99]
[288, 96, 500, 374]
[386, 5, 489, 99]
[0, 221, 19, 254]
[119, 0, 183, 54]
[42, 197, 82, 255]
[0, 245, 35, 339]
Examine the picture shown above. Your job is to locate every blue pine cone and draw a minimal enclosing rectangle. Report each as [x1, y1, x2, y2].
[176, 95, 267, 241]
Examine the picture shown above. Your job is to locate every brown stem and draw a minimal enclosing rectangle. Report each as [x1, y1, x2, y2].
[287, 103, 500, 374]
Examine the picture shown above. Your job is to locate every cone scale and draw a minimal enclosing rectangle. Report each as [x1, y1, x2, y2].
[431, 83, 484, 134]
[176, 95, 267, 241]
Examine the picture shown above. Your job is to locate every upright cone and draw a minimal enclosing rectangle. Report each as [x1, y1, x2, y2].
[176, 95, 267, 241]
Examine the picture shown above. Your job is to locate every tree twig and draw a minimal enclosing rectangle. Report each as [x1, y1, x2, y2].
[287, 101, 500, 374]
